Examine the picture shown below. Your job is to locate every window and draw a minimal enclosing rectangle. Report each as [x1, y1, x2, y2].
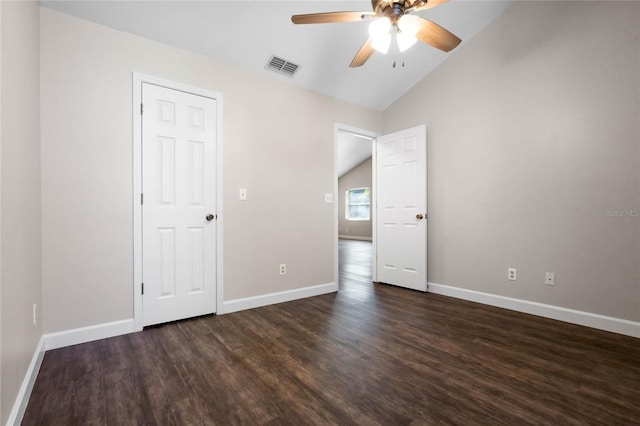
[345, 187, 371, 221]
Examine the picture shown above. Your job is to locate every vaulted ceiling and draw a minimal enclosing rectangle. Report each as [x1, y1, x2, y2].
[41, 0, 512, 112]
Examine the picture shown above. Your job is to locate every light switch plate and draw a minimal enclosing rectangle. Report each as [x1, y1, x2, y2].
[324, 193, 333, 203]
[239, 188, 247, 201]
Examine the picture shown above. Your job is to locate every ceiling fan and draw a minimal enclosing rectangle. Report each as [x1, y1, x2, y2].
[292, 0, 461, 68]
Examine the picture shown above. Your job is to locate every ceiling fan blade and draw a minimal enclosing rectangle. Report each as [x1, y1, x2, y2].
[291, 11, 372, 25]
[416, 18, 461, 52]
[350, 38, 375, 68]
[412, 0, 450, 12]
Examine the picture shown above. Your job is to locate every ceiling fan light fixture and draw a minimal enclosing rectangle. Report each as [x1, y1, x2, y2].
[291, 0, 461, 67]
[396, 31, 417, 52]
[398, 14, 421, 35]
[369, 17, 392, 53]
[396, 14, 420, 52]
[371, 34, 391, 53]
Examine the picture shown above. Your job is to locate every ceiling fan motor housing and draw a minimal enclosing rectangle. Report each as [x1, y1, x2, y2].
[372, 0, 428, 20]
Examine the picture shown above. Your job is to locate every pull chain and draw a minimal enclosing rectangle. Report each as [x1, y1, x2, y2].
[391, 27, 398, 68]
[390, 26, 407, 68]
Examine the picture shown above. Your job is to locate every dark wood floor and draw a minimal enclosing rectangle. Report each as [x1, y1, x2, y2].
[24, 239, 639, 425]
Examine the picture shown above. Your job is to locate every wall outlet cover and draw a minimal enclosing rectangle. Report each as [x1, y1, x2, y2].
[545, 272, 555, 286]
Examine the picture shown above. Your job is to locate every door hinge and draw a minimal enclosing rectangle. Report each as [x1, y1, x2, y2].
[141, 283, 144, 295]
[141, 193, 144, 205]
[140, 103, 143, 115]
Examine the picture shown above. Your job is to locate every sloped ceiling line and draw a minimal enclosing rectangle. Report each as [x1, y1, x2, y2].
[40, 0, 512, 111]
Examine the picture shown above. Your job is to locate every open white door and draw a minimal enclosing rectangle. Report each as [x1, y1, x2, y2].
[375, 125, 427, 291]
[142, 82, 217, 326]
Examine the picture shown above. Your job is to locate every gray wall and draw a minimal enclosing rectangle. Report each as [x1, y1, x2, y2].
[383, 1, 640, 321]
[2, 1, 637, 421]
[0, 1, 42, 422]
[40, 8, 381, 333]
[338, 157, 373, 240]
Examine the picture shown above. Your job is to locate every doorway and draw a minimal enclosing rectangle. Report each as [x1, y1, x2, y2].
[334, 125, 378, 290]
[334, 124, 428, 294]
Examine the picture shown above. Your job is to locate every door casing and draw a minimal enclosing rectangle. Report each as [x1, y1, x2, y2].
[133, 73, 224, 331]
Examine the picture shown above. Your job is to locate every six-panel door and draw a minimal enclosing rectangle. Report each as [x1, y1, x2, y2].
[142, 83, 217, 326]
[376, 125, 427, 291]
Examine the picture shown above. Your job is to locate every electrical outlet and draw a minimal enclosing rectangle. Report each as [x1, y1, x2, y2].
[33, 303, 37, 326]
[508, 268, 517, 281]
[279, 264, 286, 275]
[545, 272, 555, 286]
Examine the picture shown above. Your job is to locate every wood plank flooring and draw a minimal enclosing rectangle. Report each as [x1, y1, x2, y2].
[23, 239, 639, 425]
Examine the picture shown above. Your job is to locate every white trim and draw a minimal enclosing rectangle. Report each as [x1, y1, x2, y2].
[338, 235, 372, 241]
[132, 73, 142, 331]
[43, 319, 135, 351]
[9, 318, 137, 424]
[334, 124, 380, 287]
[220, 282, 336, 315]
[132, 72, 223, 331]
[428, 282, 640, 338]
[371, 137, 377, 282]
[6, 337, 45, 426]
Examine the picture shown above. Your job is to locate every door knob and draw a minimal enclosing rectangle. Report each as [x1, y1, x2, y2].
[206, 214, 215, 222]
[416, 214, 424, 220]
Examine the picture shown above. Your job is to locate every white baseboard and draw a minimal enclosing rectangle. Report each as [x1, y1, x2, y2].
[8, 284, 635, 426]
[43, 319, 135, 351]
[338, 235, 372, 241]
[7, 336, 45, 426]
[8, 287, 339, 424]
[428, 282, 640, 338]
[221, 282, 337, 314]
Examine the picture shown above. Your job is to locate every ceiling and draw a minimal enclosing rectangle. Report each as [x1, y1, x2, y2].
[337, 131, 374, 178]
[41, 0, 512, 112]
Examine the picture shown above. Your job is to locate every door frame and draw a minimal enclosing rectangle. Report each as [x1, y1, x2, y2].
[334, 124, 380, 287]
[132, 72, 224, 331]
